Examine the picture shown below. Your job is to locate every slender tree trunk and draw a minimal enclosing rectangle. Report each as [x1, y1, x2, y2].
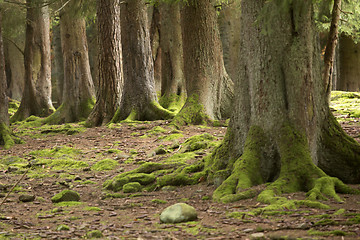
[112, 0, 173, 122]
[218, 1, 241, 82]
[45, 0, 95, 124]
[51, 23, 64, 107]
[149, 6, 162, 93]
[11, 1, 54, 122]
[4, 39, 24, 100]
[158, 2, 186, 113]
[175, 0, 233, 126]
[0, 11, 16, 149]
[207, 0, 359, 204]
[86, 0, 122, 127]
[336, 34, 360, 91]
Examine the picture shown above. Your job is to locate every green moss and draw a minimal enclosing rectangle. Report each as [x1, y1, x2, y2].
[0, 123, 16, 149]
[91, 159, 119, 171]
[104, 193, 126, 199]
[29, 146, 82, 158]
[308, 229, 348, 237]
[8, 99, 20, 117]
[158, 133, 184, 141]
[86, 230, 103, 239]
[164, 152, 197, 164]
[152, 199, 167, 204]
[54, 201, 84, 207]
[105, 173, 156, 192]
[333, 208, 345, 215]
[83, 206, 102, 211]
[80, 180, 97, 185]
[56, 224, 70, 231]
[51, 190, 80, 203]
[182, 133, 216, 152]
[172, 94, 210, 127]
[123, 182, 142, 193]
[159, 94, 185, 113]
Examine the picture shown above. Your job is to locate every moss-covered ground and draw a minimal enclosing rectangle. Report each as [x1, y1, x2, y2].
[0, 92, 360, 239]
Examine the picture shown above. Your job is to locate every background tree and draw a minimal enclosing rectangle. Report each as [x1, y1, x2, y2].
[174, 0, 233, 126]
[0, 10, 17, 149]
[85, 0, 122, 127]
[158, 2, 186, 113]
[112, 0, 173, 122]
[45, 0, 95, 124]
[336, 34, 360, 91]
[11, 0, 54, 122]
[206, 0, 360, 204]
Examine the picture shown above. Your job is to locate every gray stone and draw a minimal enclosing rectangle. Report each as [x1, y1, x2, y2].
[19, 194, 36, 202]
[160, 203, 197, 223]
[250, 232, 265, 239]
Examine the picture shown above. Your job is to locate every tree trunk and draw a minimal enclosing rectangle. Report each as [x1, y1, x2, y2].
[337, 34, 360, 91]
[86, 0, 122, 127]
[11, 1, 54, 122]
[218, 1, 241, 82]
[0, 11, 16, 149]
[112, 0, 173, 122]
[175, 0, 233, 126]
[207, 0, 359, 204]
[158, 2, 186, 113]
[149, 6, 162, 94]
[4, 39, 24, 100]
[45, 0, 95, 124]
[51, 23, 64, 107]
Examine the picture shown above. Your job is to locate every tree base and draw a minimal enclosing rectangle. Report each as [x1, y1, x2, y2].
[0, 123, 22, 149]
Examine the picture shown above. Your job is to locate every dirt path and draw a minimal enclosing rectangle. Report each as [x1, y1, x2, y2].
[1, 120, 360, 239]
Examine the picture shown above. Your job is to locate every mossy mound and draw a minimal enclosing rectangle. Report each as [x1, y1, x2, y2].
[91, 159, 119, 171]
[123, 182, 142, 193]
[182, 133, 216, 152]
[330, 91, 360, 119]
[51, 190, 80, 203]
[86, 230, 103, 238]
[8, 99, 20, 117]
[104, 173, 156, 192]
[29, 146, 82, 158]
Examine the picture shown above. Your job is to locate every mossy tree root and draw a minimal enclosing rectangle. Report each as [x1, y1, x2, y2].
[209, 124, 359, 207]
[159, 93, 186, 114]
[0, 123, 22, 149]
[111, 101, 175, 123]
[44, 99, 94, 125]
[171, 94, 212, 127]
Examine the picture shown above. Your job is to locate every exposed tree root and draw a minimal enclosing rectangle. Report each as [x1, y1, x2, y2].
[0, 122, 22, 149]
[111, 101, 175, 123]
[43, 98, 94, 124]
[159, 93, 186, 114]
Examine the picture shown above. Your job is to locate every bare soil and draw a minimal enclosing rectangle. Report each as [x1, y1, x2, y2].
[1, 120, 360, 239]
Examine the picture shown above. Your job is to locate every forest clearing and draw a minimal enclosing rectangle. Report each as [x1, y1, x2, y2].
[0, 92, 360, 239]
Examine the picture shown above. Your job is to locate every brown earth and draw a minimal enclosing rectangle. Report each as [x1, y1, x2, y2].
[0, 119, 360, 240]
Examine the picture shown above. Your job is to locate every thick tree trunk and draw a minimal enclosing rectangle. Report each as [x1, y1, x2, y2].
[337, 34, 360, 91]
[176, 0, 233, 125]
[45, 0, 95, 124]
[86, 0, 122, 127]
[112, 0, 173, 122]
[11, 1, 54, 122]
[207, 0, 359, 203]
[158, 2, 186, 113]
[0, 12, 15, 149]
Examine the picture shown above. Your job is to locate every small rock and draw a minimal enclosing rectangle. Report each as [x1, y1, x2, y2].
[160, 203, 197, 223]
[51, 190, 80, 203]
[243, 228, 254, 233]
[250, 232, 265, 239]
[74, 176, 82, 181]
[86, 230, 103, 238]
[154, 148, 167, 155]
[19, 194, 36, 202]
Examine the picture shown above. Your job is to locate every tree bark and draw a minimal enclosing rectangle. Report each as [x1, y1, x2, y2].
[0, 11, 16, 149]
[175, 0, 233, 126]
[158, 2, 186, 113]
[11, 0, 54, 122]
[207, 0, 359, 204]
[51, 23, 64, 107]
[112, 0, 173, 122]
[337, 34, 360, 91]
[86, 0, 122, 127]
[45, 0, 95, 124]
[149, 6, 162, 93]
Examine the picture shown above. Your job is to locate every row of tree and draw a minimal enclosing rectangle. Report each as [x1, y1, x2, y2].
[1, 0, 360, 201]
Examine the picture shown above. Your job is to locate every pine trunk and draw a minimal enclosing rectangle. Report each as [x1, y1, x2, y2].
[177, 0, 233, 125]
[337, 34, 360, 91]
[11, 1, 54, 122]
[45, 1, 95, 124]
[208, 0, 360, 203]
[86, 0, 122, 127]
[158, 2, 186, 113]
[112, 0, 173, 122]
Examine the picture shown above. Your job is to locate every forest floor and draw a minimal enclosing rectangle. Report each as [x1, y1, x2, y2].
[1, 92, 360, 240]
